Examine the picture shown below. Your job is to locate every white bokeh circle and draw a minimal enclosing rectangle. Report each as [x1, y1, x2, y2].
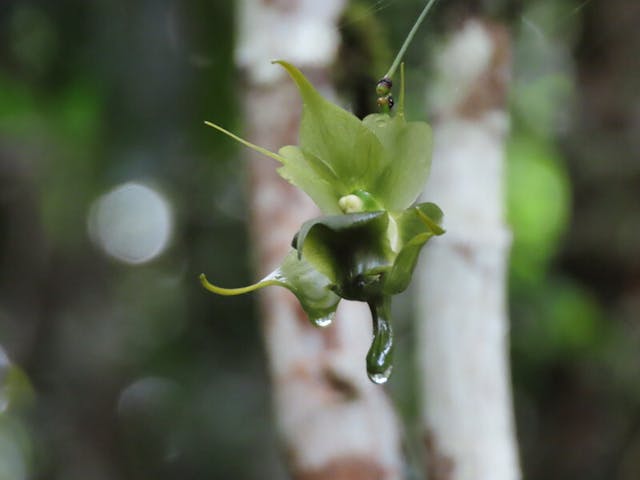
[88, 182, 173, 264]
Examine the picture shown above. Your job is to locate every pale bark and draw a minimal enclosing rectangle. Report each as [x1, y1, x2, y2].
[416, 19, 521, 480]
[236, 1, 403, 479]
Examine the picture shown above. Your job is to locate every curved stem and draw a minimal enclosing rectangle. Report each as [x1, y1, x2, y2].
[199, 273, 281, 296]
[384, 0, 439, 79]
[204, 121, 286, 164]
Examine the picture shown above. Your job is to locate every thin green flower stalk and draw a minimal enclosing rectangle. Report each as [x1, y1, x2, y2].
[384, 0, 439, 80]
[200, 2, 443, 384]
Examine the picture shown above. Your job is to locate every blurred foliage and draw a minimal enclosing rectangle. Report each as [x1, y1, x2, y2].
[506, 1, 640, 479]
[0, 0, 638, 479]
[0, 351, 34, 480]
[0, 1, 278, 479]
[507, 134, 571, 283]
[336, 1, 392, 117]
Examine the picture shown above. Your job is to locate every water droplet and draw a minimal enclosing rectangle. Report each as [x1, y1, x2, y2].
[366, 298, 394, 384]
[312, 314, 333, 328]
[368, 366, 393, 384]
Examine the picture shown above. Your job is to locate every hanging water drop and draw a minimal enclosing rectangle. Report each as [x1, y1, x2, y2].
[369, 366, 393, 385]
[311, 314, 334, 328]
[365, 298, 394, 384]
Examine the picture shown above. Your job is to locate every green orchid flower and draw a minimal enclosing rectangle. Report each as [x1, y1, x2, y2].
[201, 0, 444, 384]
[200, 60, 444, 384]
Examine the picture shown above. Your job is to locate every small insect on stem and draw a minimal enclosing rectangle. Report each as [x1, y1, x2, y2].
[376, 0, 439, 113]
[376, 77, 392, 96]
[376, 77, 394, 113]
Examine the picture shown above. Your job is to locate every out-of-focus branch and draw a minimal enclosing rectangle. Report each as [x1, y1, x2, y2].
[236, 1, 402, 478]
[416, 18, 521, 480]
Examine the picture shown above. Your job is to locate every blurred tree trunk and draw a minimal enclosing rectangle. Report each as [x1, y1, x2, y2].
[416, 18, 521, 480]
[236, 1, 402, 479]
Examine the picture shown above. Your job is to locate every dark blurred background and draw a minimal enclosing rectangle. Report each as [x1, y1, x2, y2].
[0, 1, 638, 479]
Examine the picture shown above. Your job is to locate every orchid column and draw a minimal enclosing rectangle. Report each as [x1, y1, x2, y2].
[235, 1, 402, 478]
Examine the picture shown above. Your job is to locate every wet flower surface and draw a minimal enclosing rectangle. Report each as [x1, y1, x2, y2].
[200, 61, 444, 384]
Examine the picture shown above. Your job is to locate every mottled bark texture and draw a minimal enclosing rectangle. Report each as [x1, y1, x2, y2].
[236, 1, 402, 478]
[417, 19, 521, 480]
